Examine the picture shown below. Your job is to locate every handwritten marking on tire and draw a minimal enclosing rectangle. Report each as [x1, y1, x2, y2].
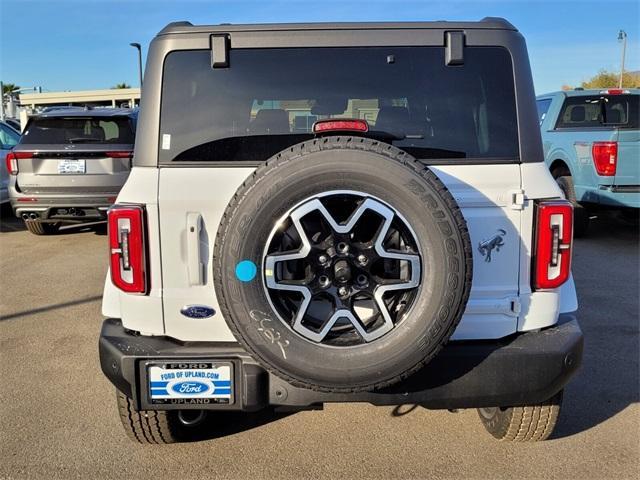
[249, 310, 290, 359]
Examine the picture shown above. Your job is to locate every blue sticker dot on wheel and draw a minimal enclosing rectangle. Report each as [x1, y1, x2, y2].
[235, 260, 257, 282]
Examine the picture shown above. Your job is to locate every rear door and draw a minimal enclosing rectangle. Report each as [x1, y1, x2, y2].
[15, 115, 134, 194]
[157, 45, 524, 341]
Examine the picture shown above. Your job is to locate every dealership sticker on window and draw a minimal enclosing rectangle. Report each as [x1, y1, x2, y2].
[162, 134, 171, 150]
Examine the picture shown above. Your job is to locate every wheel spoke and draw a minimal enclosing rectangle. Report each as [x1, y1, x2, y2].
[263, 191, 422, 345]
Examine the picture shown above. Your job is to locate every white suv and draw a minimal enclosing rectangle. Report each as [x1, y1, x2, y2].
[99, 18, 583, 443]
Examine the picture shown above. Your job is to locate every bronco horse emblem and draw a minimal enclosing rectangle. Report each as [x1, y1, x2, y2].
[478, 229, 507, 263]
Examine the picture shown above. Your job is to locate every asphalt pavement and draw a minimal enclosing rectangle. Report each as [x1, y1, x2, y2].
[0, 211, 638, 480]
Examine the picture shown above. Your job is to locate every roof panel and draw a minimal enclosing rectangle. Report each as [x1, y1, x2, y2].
[158, 18, 517, 36]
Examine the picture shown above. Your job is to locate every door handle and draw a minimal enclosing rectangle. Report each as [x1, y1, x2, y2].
[186, 213, 205, 286]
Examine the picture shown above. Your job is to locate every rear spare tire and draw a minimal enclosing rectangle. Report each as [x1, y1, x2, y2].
[214, 137, 472, 392]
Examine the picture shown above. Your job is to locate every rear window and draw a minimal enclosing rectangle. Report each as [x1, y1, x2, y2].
[21, 116, 135, 145]
[555, 94, 639, 129]
[536, 98, 552, 125]
[159, 47, 519, 163]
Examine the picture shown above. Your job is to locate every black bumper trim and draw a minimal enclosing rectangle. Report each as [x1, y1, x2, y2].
[99, 314, 583, 411]
[599, 185, 640, 193]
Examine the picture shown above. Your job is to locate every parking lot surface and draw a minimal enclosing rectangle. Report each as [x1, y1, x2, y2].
[0, 212, 638, 480]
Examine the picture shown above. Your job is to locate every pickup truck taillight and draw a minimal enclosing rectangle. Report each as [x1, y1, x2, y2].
[533, 200, 573, 290]
[5, 151, 32, 175]
[108, 205, 148, 294]
[592, 141, 617, 176]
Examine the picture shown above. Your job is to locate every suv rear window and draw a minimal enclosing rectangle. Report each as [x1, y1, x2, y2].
[160, 47, 519, 163]
[21, 116, 135, 144]
[555, 94, 639, 129]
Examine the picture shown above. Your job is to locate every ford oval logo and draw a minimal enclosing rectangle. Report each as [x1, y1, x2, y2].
[171, 381, 209, 395]
[180, 305, 215, 319]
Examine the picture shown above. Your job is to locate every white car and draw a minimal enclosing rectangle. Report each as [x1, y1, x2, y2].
[99, 18, 583, 444]
[0, 120, 21, 205]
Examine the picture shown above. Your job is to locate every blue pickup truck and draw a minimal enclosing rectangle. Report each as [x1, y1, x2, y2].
[537, 88, 639, 235]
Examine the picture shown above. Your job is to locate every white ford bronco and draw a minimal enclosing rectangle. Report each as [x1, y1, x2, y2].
[99, 18, 583, 443]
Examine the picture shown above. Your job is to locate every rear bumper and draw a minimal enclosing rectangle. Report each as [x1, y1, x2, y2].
[10, 192, 116, 221]
[580, 185, 640, 208]
[99, 314, 583, 412]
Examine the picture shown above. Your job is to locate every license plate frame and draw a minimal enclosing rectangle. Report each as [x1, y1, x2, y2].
[146, 361, 234, 405]
[57, 159, 86, 174]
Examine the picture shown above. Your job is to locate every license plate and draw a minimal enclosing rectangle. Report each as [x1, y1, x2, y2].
[58, 159, 85, 174]
[148, 362, 233, 405]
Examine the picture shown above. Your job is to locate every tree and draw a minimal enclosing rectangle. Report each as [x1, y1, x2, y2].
[2, 83, 20, 95]
[563, 69, 640, 90]
[111, 83, 131, 89]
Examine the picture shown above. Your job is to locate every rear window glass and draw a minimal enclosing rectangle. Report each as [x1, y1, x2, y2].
[159, 47, 519, 162]
[536, 99, 552, 125]
[556, 94, 639, 129]
[21, 116, 135, 144]
[0, 124, 20, 148]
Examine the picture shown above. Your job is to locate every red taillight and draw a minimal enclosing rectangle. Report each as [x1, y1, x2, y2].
[592, 141, 617, 176]
[108, 205, 147, 294]
[5, 151, 32, 175]
[533, 200, 573, 290]
[313, 119, 369, 134]
[106, 151, 133, 159]
[600, 89, 629, 95]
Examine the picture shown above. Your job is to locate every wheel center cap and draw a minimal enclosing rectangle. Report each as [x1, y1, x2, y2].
[333, 259, 352, 284]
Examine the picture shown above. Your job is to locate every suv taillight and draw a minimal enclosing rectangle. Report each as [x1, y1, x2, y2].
[533, 200, 573, 290]
[108, 205, 148, 294]
[105, 151, 133, 159]
[592, 141, 617, 176]
[5, 151, 32, 175]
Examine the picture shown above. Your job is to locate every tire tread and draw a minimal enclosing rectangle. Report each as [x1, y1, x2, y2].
[478, 391, 563, 442]
[115, 390, 178, 444]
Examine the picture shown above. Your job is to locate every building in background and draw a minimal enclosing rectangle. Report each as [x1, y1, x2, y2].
[13, 88, 140, 130]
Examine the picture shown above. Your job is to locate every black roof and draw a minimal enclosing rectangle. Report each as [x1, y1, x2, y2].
[158, 17, 517, 36]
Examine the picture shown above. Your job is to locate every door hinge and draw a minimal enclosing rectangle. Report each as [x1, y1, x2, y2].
[509, 189, 525, 210]
[509, 297, 522, 316]
[445, 31, 465, 66]
[211, 34, 230, 68]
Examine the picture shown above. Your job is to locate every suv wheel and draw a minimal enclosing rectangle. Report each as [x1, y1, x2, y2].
[24, 219, 59, 236]
[477, 390, 563, 442]
[555, 176, 589, 237]
[214, 137, 472, 392]
[116, 390, 206, 444]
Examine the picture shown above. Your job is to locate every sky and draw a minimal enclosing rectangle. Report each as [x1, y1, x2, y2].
[1, 0, 639, 95]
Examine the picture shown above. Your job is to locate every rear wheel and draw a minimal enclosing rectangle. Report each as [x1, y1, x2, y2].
[555, 176, 589, 237]
[24, 219, 58, 235]
[477, 390, 563, 442]
[116, 390, 207, 444]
